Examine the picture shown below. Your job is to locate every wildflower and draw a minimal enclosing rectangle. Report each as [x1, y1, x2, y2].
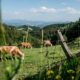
[67, 69, 75, 74]
[46, 69, 54, 75]
[71, 76, 74, 80]
[55, 75, 61, 80]
[46, 69, 54, 78]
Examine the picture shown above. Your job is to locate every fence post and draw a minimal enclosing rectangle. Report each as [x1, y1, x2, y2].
[57, 30, 72, 60]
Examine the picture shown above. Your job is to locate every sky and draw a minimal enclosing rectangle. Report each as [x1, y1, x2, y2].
[1, 0, 80, 22]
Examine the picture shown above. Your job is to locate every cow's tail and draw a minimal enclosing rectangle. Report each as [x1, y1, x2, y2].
[0, 48, 2, 61]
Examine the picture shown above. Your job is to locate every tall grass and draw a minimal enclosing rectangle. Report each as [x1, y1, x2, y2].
[0, 0, 6, 45]
[0, 25, 6, 45]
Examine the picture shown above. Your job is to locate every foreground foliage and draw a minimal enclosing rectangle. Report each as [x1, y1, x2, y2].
[24, 57, 80, 80]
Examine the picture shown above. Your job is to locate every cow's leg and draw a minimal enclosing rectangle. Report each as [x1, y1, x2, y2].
[30, 46, 32, 49]
[9, 51, 15, 61]
[17, 50, 24, 60]
[23, 45, 26, 48]
[11, 52, 16, 60]
[0, 52, 2, 61]
[50, 43, 52, 46]
[3, 52, 7, 61]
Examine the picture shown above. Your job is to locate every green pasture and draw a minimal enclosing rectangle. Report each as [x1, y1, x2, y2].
[0, 44, 79, 80]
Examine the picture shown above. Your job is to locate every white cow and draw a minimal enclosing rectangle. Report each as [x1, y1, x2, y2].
[44, 40, 52, 47]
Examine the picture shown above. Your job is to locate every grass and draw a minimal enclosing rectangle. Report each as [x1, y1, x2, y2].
[0, 44, 79, 80]
[15, 45, 79, 79]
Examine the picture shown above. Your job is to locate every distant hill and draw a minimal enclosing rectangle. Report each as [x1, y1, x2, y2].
[3, 19, 70, 27]
[2, 18, 80, 47]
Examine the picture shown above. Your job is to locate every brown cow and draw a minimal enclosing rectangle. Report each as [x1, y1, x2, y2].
[44, 40, 52, 47]
[0, 46, 24, 60]
[19, 42, 32, 48]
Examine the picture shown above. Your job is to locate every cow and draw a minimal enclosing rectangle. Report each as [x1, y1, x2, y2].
[44, 40, 52, 47]
[0, 46, 24, 60]
[18, 42, 32, 49]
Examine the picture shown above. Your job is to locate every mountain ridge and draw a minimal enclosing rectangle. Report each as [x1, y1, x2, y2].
[3, 19, 70, 27]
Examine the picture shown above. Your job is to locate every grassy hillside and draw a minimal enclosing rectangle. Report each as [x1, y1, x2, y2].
[2, 18, 80, 47]
[0, 19, 79, 79]
[0, 42, 79, 80]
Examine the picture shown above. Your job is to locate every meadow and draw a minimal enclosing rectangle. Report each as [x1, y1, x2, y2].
[0, 43, 79, 80]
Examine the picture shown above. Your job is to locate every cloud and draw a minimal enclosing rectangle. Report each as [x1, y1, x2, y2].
[31, 6, 80, 15]
[61, 7, 80, 14]
[2, 6, 80, 21]
[14, 11, 20, 15]
[2, 11, 25, 20]
[31, 6, 57, 14]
